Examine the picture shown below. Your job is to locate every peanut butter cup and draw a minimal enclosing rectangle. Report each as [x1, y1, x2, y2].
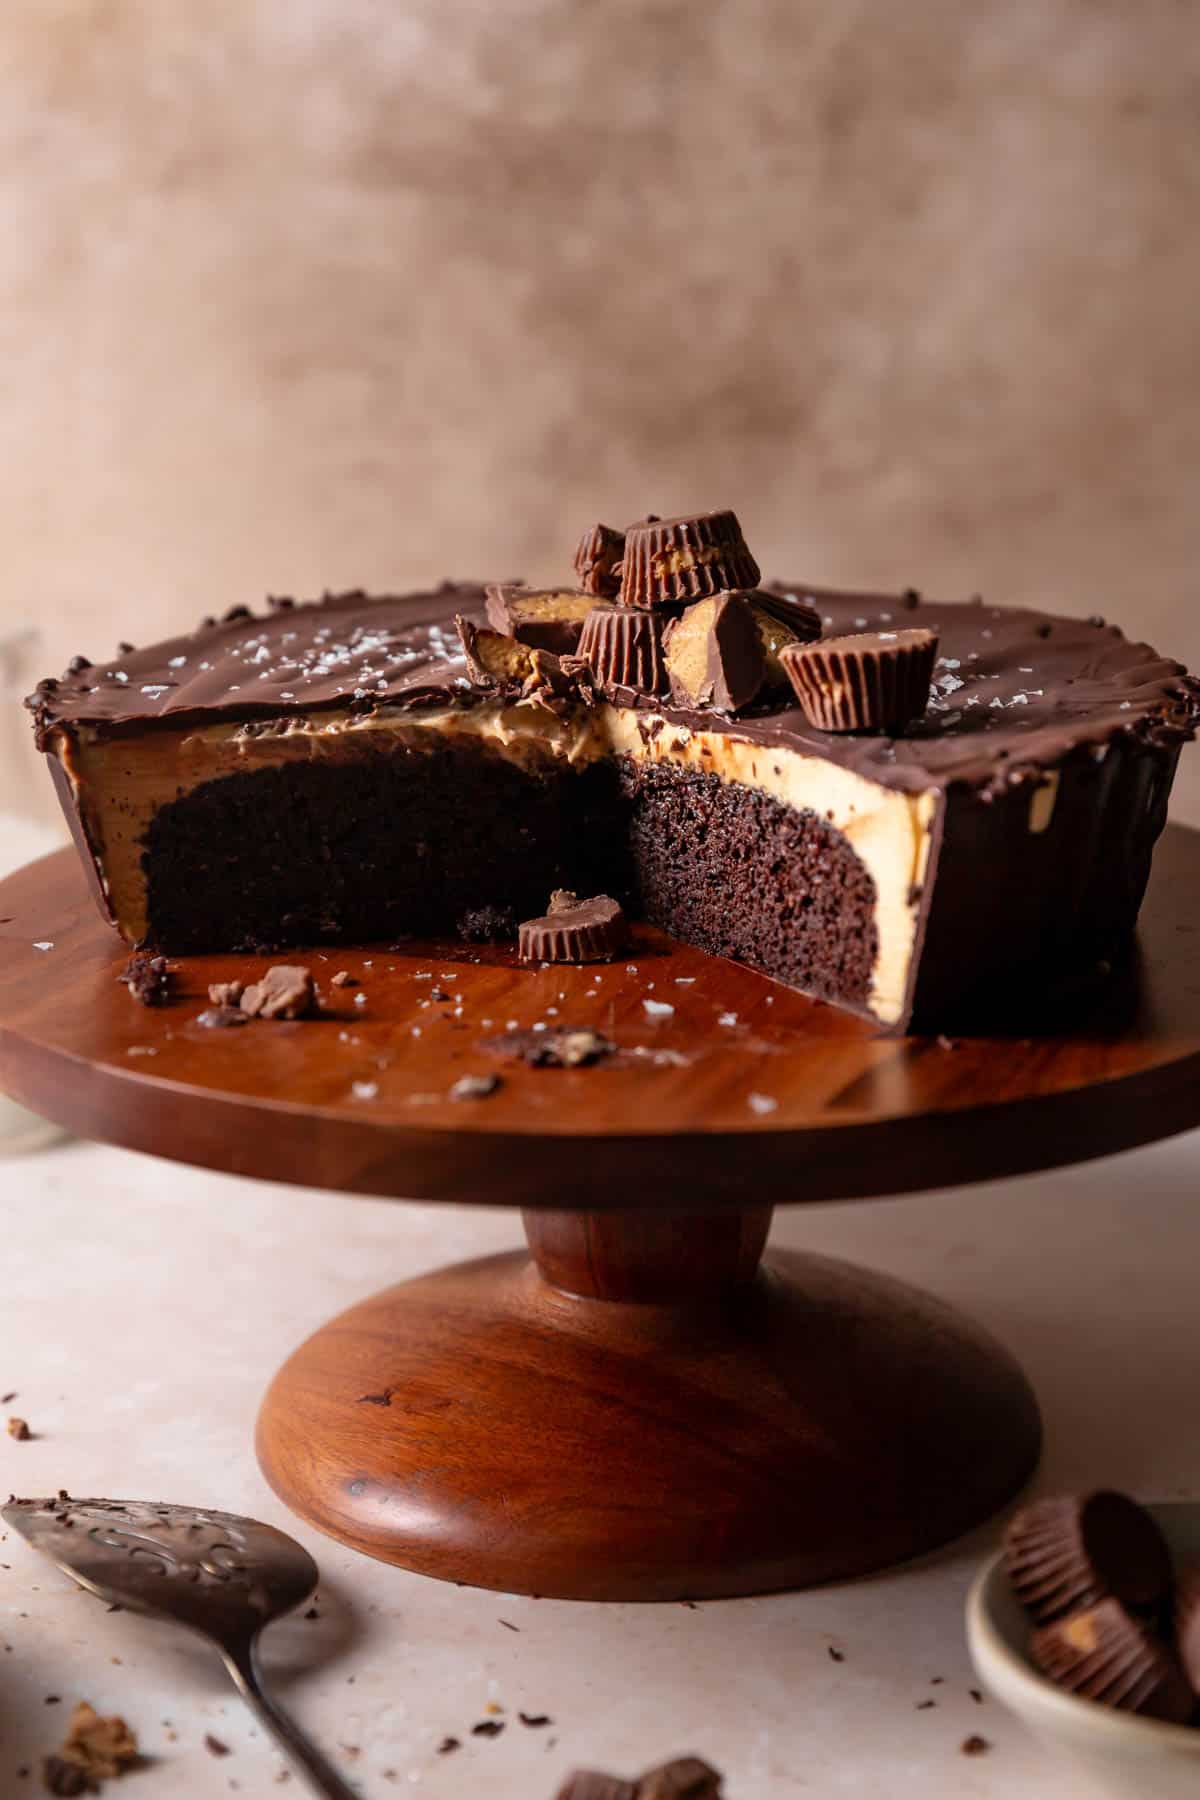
[576, 604, 669, 697]
[1031, 1599, 1196, 1722]
[485, 584, 596, 656]
[1004, 1491, 1173, 1624]
[573, 524, 625, 598]
[620, 510, 760, 609]
[780, 627, 937, 734]
[745, 592, 821, 692]
[663, 591, 766, 715]
[518, 893, 627, 964]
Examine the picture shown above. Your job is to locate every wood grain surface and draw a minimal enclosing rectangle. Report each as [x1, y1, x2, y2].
[256, 1212, 1041, 1598]
[2, 836, 1199, 1208]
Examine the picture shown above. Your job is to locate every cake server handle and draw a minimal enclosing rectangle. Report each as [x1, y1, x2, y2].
[219, 1636, 362, 1800]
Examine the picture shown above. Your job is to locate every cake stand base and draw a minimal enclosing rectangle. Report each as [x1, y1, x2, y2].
[256, 1208, 1041, 1600]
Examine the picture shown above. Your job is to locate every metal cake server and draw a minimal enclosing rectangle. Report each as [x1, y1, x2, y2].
[3, 1495, 359, 1800]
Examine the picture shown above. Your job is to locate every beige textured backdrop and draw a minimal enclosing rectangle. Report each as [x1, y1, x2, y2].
[2, 0, 1199, 822]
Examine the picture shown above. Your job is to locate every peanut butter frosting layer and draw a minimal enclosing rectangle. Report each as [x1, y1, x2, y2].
[28, 580, 1199, 794]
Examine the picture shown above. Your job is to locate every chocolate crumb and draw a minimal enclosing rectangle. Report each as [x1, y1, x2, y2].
[41, 1757, 91, 1797]
[204, 1735, 230, 1757]
[196, 1005, 249, 1029]
[330, 971, 357, 988]
[969, 1687, 983, 1703]
[555, 1775, 636, 1800]
[48, 1701, 139, 1788]
[637, 1757, 723, 1798]
[304, 1606, 320, 1620]
[457, 904, 517, 942]
[357, 1390, 393, 1407]
[2, 1392, 18, 1404]
[44, 1696, 61, 1706]
[120, 952, 174, 1007]
[485, 1026, 615, 1069]
[7, 1418, 31, 1441]
[916, 1699, 936, 1709]
[827, 1645, 845, 1662]
[498, 1619, 520, 1632]
[450, 1073, 502, 1100]
[961, 1735, 990, 1756]
[471, 1720, 505, 1738]
[518, 1711, 552, 1727]
[436, 1738, 460, 1756]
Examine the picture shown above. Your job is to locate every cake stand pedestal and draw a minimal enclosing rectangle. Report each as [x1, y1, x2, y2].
[3, 833, 1200, 1599]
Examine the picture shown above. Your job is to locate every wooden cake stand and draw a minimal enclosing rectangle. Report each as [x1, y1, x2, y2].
[3, 835, 1200, 1601]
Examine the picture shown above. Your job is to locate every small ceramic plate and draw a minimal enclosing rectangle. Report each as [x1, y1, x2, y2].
[967, 1502, 1200, 1800]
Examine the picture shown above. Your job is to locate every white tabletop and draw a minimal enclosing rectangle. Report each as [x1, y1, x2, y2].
[2, 1121, 1197, 1797]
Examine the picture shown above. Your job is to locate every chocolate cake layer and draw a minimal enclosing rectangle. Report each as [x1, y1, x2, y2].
[29, 581, 1199, 1029]
[620, 762, 879, 1008]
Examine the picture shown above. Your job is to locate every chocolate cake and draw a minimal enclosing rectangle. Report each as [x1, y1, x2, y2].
[26, 519, 1199, 1031]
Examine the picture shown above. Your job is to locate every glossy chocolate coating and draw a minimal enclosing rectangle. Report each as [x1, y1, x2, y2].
[28, 580, 1198, 795]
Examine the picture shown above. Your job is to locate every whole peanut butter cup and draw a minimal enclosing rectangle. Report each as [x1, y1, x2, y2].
[1004, 1491, 1173, 1624]
[1031, 1598, 1196, 1723]
[518, 893, 628, 964]
[619, 510, 760, 609]
[485, 584, 597, 656]
[576, 604, 669, 697]
[780, 627, 937, 734]
[663, 591, 766, 715]
[573, 524, 626, 598]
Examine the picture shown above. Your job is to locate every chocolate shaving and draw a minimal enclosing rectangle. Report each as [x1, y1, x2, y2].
[471, 1719, 505, 1738]
[204, 1734, 230, 1756]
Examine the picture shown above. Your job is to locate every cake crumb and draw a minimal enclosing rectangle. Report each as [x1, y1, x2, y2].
[7, 1417, 32, 1441]
[240, 965, 315, 1020]
[204, 1734, 230, 1757]
[120, 952, 174, 1007]
[450, 1074, 502, 1100]
[45, 1700, 139, 1789]
[961, 1735, 990, 1756]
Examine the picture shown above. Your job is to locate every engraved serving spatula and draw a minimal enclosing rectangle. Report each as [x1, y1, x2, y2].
[3, 1495, 360, 1800]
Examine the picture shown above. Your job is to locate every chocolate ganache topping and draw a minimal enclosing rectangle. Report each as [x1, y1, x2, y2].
[28, 579, 1198, 795]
